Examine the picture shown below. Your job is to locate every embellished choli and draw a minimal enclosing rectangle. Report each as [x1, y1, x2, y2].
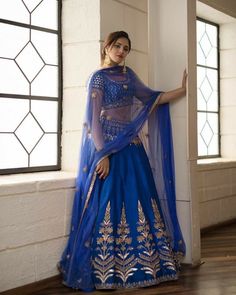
[88, 67, 152, 149]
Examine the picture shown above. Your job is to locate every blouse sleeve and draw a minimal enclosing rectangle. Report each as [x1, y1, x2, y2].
[88, 73, 104, 151]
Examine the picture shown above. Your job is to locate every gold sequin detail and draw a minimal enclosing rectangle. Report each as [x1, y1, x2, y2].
[93, 202, 137, 284]
[151, 199, 177, 271]
[137, 201, 161, 277]
[93, 202, 115, 284]
[115, 205, 137, 282]
[151, 199, 166, 239]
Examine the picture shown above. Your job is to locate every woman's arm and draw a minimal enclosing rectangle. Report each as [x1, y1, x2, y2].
[158, 70, 187, 104]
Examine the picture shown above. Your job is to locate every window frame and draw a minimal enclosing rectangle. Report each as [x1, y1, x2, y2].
[0, 0, 62, 175]
[197, 17, 221, 159]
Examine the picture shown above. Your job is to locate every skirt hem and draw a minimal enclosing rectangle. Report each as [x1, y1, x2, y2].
[94, 273, 179, 290]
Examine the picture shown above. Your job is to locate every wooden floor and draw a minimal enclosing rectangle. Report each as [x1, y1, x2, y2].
[2, 222, 236, 295]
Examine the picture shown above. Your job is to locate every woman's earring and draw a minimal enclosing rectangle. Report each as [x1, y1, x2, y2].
[123, 59, 127, 73]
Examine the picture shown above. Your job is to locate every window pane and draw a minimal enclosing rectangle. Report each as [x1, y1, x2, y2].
[31, 30, 58, 65]
[197, 66, 218, 112]
[15, 42, 44, 82]
[197, 20, 218, 68]
[31, 0, 58, 30]
[0, 23, 29, 58]
[198, 135, 207, 157]
[197, 88, 207, 111]
[22, 0, 44, 13]
[31, 100, 58, 132]
[206, 69, 218, 112]
[31, 65, 58, 97]
[0, 134, 28, 169]
[0, 59, 29, 95]
[30, 134, 58, 166]
[0, 0, 29, 24]
[15, 113, 44, 153]
[0, 98, 29, 132]
[198, 112, 219, 157]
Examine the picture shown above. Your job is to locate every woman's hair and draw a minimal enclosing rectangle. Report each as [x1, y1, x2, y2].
[101, 31, 131, 64]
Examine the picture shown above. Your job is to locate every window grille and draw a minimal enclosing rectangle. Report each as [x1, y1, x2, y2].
[197, 18, 220, 158]
[0, 0, 62, 174]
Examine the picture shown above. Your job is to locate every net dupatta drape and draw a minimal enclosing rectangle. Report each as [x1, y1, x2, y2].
[59, 66, 185, 290]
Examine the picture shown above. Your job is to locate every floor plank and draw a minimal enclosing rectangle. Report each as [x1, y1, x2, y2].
[2, 222, 236, 295]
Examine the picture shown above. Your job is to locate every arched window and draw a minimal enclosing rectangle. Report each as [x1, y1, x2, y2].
[0, 0, 62, 174]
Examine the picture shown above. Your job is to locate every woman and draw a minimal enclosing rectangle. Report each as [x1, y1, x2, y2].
[59, 31, 187, 291]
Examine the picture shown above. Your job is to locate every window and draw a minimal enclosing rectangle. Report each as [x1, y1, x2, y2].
[0, 0, 62, 174]
[197, 18, 220, 158]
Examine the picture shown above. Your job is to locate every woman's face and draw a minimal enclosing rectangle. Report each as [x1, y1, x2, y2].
[106, 37, 130, 65]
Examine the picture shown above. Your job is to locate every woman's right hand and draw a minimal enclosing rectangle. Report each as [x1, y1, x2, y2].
[96, 157, 110, 179]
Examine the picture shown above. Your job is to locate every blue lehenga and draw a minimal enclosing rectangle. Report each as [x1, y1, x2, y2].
[59, 65, 185, 291]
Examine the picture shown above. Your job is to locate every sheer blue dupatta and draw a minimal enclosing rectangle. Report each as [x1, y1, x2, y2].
[59, 66, 184, 290]
[148, 104, 186, 258]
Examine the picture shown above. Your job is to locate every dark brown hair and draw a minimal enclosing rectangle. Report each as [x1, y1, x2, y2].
[101, 31, 131, 63]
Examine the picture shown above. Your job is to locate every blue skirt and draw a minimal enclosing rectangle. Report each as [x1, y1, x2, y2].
[89, 141, 179, 289]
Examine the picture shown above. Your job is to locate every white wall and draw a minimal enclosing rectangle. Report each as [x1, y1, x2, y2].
[197, 1, 236, 229]
[199, 0, 236, 18]
[221, 21, 236, 158]
[100, 0, 148, 82]
[198, 163, 236, 228]
[148, 0, 201, 265]
[61, 0, 101, 172]
[0, 172, 75, 292]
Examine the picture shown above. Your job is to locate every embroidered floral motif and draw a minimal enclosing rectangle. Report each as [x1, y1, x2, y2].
[151, 199, 177, 271]
[137, 201, 161, 277]
[93, 202, 115, 283]
[151, 198, 166, 238]
[93, 200, 178, 288]
[93, 202, 138, 285]
[115, 205, 137, 282]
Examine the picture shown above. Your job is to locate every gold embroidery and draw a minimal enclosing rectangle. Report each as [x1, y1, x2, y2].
[151, 198, 177, 271]
[137, 201, 161, 277]
[93, 202, 138, 284]
[151, 198, 166, 239]
[93, 200, 178, 287]
[93, 202, 115, 283]
[115, 205, 137, 282]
